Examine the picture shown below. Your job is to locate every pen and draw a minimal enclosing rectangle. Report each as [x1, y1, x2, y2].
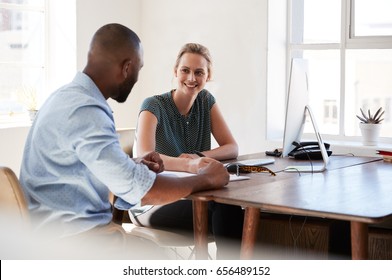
[194, 151, 205, 157]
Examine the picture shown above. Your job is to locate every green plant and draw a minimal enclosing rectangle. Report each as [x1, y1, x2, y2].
[356, 107, 384, 124]
[16, 85, 38, 111]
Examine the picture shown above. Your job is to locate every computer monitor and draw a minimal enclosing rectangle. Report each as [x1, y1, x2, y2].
[282, 58, 329, 172]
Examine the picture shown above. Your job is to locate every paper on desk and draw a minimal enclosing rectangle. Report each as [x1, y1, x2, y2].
[160, 170, 249, 181]
[229, 174, 250, 181]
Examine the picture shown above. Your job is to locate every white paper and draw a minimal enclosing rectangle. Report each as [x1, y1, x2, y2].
[160, 170, 249, 181]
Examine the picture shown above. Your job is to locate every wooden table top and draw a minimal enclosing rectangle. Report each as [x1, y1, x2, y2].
[190, 154, 389, 224]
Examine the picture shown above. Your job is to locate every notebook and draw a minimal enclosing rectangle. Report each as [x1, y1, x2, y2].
[228, 158, 275, 166]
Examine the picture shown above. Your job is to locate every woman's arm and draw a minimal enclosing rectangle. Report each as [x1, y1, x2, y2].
[136, 110, 204, 173]
[135, 110, 158, 156]
[202, 103, 238, 160]
[141, 158, 229, 206]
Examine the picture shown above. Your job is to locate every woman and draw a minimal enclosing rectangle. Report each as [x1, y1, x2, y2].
[131, 43, 243, 259]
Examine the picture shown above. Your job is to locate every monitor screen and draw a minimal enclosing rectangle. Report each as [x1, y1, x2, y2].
[281, 58, 330, 172]
[282, 58, 309, 157]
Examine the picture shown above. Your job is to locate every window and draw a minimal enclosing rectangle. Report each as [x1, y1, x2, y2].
[352, 0, 392, 37]
[0, 0, 75, 127]
[324, 100, 338, 125]
[288, 0, 392, 141]
[0, 0, 45, 125]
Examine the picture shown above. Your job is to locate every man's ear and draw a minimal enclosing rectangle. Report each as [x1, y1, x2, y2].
[122, 60, 132, 79]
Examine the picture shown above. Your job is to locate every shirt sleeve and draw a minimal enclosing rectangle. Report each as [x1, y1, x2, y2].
[139, 96, 162, 121]
[66, 102, 156, 208]
[204, 89, 216, 110]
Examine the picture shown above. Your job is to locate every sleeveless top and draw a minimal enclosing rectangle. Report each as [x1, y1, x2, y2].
[139, 89, 216, 156]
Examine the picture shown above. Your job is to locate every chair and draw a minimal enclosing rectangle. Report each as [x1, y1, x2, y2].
[116, 127, 135, 157]
[111, 128, 137, 223]
[0, 166, 29, 223]
[112, 128, 215, 259]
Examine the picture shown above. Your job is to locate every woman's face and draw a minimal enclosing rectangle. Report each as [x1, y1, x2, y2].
[175, 53, 209, 95]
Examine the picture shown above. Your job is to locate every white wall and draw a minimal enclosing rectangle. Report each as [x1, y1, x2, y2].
[75, 0, 269, 150]
[0, 0, 269, 175]
[0, 127, 30, 176]
[76, 0, 143, 129]
[137, 0, 268, 154]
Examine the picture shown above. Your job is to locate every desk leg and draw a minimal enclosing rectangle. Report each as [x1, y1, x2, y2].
[350, 221, 368, 260]
[240, 207, 260, 260]
[193, 200, 209, 260]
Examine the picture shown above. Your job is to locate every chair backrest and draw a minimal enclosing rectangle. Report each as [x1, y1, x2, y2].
[0, 166, 29, 222]
[112, 128, 136, 224]
[116, 127, 136, 158]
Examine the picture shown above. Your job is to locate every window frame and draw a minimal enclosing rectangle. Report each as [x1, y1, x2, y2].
[286, 0, 392, 144]
[349, 0, 392, 44]
[0, 0, 48, 128]
[0, 0, 76, 129]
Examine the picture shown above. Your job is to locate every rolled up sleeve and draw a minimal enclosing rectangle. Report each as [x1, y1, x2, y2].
[69, 103, 156, 209]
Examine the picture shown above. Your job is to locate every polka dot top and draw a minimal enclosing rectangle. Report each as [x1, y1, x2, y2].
[140, 89, 216, 157]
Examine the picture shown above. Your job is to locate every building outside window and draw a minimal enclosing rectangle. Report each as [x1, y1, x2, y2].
[0, 0, 75, 127]
[289, 0, 392, 141]
[0, 0, 45, 126]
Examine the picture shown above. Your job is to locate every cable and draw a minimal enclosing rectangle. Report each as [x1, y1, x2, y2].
[282, 167, 302, 176]
[289, 215, 308, 250]
[292, 141, 314, 173]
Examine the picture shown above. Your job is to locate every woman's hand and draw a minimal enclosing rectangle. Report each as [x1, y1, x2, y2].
[186, 157, 219, 174]
[179, 153, 199, 159]
[179, 153, 222, 173]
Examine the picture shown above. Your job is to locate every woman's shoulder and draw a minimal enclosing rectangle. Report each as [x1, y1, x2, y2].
[143, 91, 171, 105]
[199, 88, 212, 96]
[197, 89, 216, 104]
[141, 92, 173, 116]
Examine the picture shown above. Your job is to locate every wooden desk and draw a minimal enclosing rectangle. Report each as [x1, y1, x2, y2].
[191, 154, 387, 259]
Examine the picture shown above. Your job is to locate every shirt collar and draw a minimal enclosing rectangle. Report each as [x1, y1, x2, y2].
[73, 71, 108, 106]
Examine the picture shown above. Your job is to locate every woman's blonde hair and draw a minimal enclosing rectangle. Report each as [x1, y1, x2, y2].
[174, 43, 213, 79]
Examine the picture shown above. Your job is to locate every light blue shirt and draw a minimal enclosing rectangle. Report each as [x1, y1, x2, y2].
[19, 72, 156, 237]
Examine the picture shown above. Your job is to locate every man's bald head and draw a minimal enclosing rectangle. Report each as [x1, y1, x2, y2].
[83, 24, 144, 102]
[89, 23, 141, 62]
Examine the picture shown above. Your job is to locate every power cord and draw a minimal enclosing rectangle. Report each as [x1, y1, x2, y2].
[289, 215, 308, 251]
[292, 141, 314, 173]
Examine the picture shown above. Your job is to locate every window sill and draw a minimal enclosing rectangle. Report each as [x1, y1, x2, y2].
[0, 114, 33, 129]
[0, 122, 32, 130]
[329, 140, 391, 158]
[264, 138, 391, 158]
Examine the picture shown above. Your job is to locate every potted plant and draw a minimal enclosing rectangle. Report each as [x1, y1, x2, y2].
[356, 107, 384, 146]
[17, 85, 38, 122]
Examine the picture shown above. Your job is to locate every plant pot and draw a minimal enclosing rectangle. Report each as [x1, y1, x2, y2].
[28, 110, 38, 122]
[359, 123, 381, 146]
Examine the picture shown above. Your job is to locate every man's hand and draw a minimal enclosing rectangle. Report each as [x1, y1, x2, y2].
[135, 151, 164, 173]
[141, 157, 229, 206]
[197, 159, 230, 190]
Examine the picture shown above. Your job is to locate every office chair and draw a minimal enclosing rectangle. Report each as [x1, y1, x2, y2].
[113, 128, 214, 259]
[0, 166, 29, 223]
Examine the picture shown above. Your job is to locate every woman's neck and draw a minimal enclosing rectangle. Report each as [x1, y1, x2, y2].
[171, 89, 198, 116]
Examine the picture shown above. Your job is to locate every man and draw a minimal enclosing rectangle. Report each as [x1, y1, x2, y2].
[19, 24, 229, 256]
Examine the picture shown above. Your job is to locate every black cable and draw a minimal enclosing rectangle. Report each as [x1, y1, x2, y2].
[292, 141, 314, 174]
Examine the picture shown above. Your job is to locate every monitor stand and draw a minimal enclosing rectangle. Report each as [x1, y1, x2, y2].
[284, 105, 330, 173]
